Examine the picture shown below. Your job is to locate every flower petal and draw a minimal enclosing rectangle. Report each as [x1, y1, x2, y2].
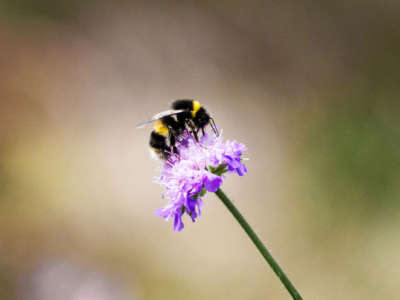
[174, 212, 184, 232]
[204, 173, 222, 192]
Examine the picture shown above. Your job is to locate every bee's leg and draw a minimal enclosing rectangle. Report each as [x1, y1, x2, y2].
[201, 127, 205, 136]
[186, 120, 199, 141]
[210, 118, 219, 137]
[168, 129, 178, 154]
[191, 127, 199, 142]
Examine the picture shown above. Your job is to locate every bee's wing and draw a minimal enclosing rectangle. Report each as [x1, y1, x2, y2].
[136, 119, 156, 129]
[152, 109, 185, 120]
[136, 109, 185, 129]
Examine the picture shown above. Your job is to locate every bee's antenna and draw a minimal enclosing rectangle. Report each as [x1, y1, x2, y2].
[210, 117, 219, 137]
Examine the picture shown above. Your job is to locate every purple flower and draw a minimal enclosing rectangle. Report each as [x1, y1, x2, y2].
[155, 131, 247, 231]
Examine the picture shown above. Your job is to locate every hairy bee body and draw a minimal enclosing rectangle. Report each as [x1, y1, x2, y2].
[144, 100, 218, 160]
[149, 116, 182, 160]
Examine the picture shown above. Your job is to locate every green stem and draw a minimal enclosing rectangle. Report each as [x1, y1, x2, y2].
[215, 188, 303, 300]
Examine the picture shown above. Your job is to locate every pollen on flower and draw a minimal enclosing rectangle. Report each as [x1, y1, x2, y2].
[154, 131, 247, 232]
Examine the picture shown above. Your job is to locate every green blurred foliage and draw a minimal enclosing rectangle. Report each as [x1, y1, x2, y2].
[0, 0, 84, 21]
[0, 264, 16, 300]
[301, 97, 400, 227]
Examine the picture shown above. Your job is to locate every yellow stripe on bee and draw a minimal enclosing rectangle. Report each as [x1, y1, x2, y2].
[192, 100, 201, 117]
[154, 120, 168, 135]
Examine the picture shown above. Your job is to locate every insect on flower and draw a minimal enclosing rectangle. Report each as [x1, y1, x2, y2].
[139, 100, 247, 231]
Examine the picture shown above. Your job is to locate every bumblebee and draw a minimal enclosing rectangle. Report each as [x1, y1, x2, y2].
[137, 100, 218, 159]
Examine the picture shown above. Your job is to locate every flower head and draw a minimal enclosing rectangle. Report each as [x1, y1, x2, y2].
[155, 131, 247, 231]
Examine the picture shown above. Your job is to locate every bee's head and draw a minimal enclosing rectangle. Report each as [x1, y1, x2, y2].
[193, 107, 210, 128]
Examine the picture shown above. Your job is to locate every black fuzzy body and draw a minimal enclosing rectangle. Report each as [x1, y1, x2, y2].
[149, 115, 181, 159]
[149, 131, 169, 159]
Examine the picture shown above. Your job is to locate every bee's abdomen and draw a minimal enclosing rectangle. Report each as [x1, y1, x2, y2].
[150, 131, 170, 159]
[153, 120, 168, 135]
[150, 131, 168, 149]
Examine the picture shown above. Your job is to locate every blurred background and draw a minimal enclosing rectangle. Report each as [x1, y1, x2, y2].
[1, 0, 399, 299]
